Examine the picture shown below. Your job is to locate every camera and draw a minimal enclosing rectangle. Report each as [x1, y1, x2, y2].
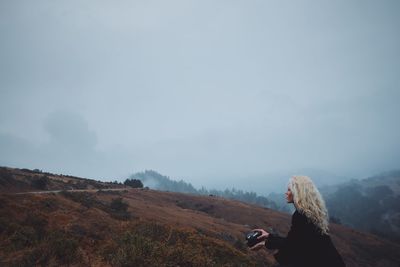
[245, 230, 262, 247]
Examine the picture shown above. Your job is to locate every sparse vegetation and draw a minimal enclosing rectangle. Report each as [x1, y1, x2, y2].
[103, 222, 256, 267]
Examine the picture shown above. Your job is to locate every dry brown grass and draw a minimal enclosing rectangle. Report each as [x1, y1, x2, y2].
[1, 167, 399, 266]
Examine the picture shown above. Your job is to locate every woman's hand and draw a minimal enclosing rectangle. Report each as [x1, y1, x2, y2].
[249, 228, 270, 251]
[252, 228, 270, 241]
[250, 240, 266, 250]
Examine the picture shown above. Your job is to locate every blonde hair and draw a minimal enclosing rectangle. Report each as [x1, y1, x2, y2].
[289, 175, 329, 235]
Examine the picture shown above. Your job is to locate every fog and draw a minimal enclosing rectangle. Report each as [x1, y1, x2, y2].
[1, 0, 399, 194]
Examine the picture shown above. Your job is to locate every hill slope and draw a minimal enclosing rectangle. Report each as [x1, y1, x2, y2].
[320, 170, 400, 243]
[1, 167, 399, 266]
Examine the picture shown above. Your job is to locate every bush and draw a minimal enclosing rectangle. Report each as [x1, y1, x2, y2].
[61, 191, 100, 208]
[24, 214, 48, 238]
[31, 176, 49, 190]
[124, 179, 143, 188]
[110, 198, 130, 220]
[0, 168, 14, 186]
[40, 198, 58, 212]
[9, 226, 37, 250]
[45, 230, 80, 265]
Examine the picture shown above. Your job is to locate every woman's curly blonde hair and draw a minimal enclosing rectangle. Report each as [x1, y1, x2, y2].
[289, 175, 329, 235]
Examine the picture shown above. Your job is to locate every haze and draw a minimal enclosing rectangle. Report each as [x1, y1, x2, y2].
[1, 0, 399, 193]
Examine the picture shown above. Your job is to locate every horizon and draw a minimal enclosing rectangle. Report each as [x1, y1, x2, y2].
[2, 164, 399, 196]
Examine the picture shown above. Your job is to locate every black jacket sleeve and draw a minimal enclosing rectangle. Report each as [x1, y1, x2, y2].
[264, 211, 346, 267]
[265, 233, 286, 249]
[272, 211, 306, 265]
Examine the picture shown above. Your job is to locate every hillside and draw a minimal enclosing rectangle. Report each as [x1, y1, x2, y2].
[319, 170, 400, 243]
[0, 167, 126, 193]
[1, 167, 399, 266]
[320, 170, 400, 197]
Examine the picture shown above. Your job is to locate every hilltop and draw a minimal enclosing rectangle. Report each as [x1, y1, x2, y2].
[0, 167, 126, 193]
[0, 167, 399, 266]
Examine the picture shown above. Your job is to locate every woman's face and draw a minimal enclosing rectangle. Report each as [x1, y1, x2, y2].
[285, 187, 294, 203]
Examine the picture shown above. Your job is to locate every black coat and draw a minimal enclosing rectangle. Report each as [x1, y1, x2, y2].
[265, 210, 345, 267]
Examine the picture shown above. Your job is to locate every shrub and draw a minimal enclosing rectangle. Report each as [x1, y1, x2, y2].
[0, 168, 14, 186]
[110, 198, 130, 220]
[110, 198, 128, 212]
[22, 213, 48, 240]
[45, 230, 80, 265]
[31, 176, 49, 190]
[97, 189, 121, 196]
[40, 198, 58, 212]
[124, 179, 143, 188]
[9, 226, 37, 250]
[61, 191, 100, 208]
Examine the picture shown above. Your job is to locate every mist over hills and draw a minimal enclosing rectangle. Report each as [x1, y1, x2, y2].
[130, 170, 278, 210]
[320, 170, 400, 244]
[1, 166, 400, 266]
[195, 169, 351, 197]
[131, 169, 400, 245]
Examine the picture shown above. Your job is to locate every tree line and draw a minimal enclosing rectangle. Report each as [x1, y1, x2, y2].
[128, 170, 277, 210]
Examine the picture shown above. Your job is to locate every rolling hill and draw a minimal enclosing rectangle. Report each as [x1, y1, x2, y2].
[319, 170, 400, 243]
[0, 167, 399, 266]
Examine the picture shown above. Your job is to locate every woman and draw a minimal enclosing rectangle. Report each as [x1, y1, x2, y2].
[251, 175, 345, 267]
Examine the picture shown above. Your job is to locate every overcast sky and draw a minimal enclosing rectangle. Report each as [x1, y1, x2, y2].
[1, 0, 399, 193]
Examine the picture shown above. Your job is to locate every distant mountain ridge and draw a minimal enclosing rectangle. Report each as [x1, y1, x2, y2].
[319, 170, 400, 244]
[320, 170, 400, 196]
[130, 170, 278, 210]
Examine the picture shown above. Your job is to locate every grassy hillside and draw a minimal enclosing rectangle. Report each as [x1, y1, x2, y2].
[0, 167, 399, 266]
[0, 167, 126, 194]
